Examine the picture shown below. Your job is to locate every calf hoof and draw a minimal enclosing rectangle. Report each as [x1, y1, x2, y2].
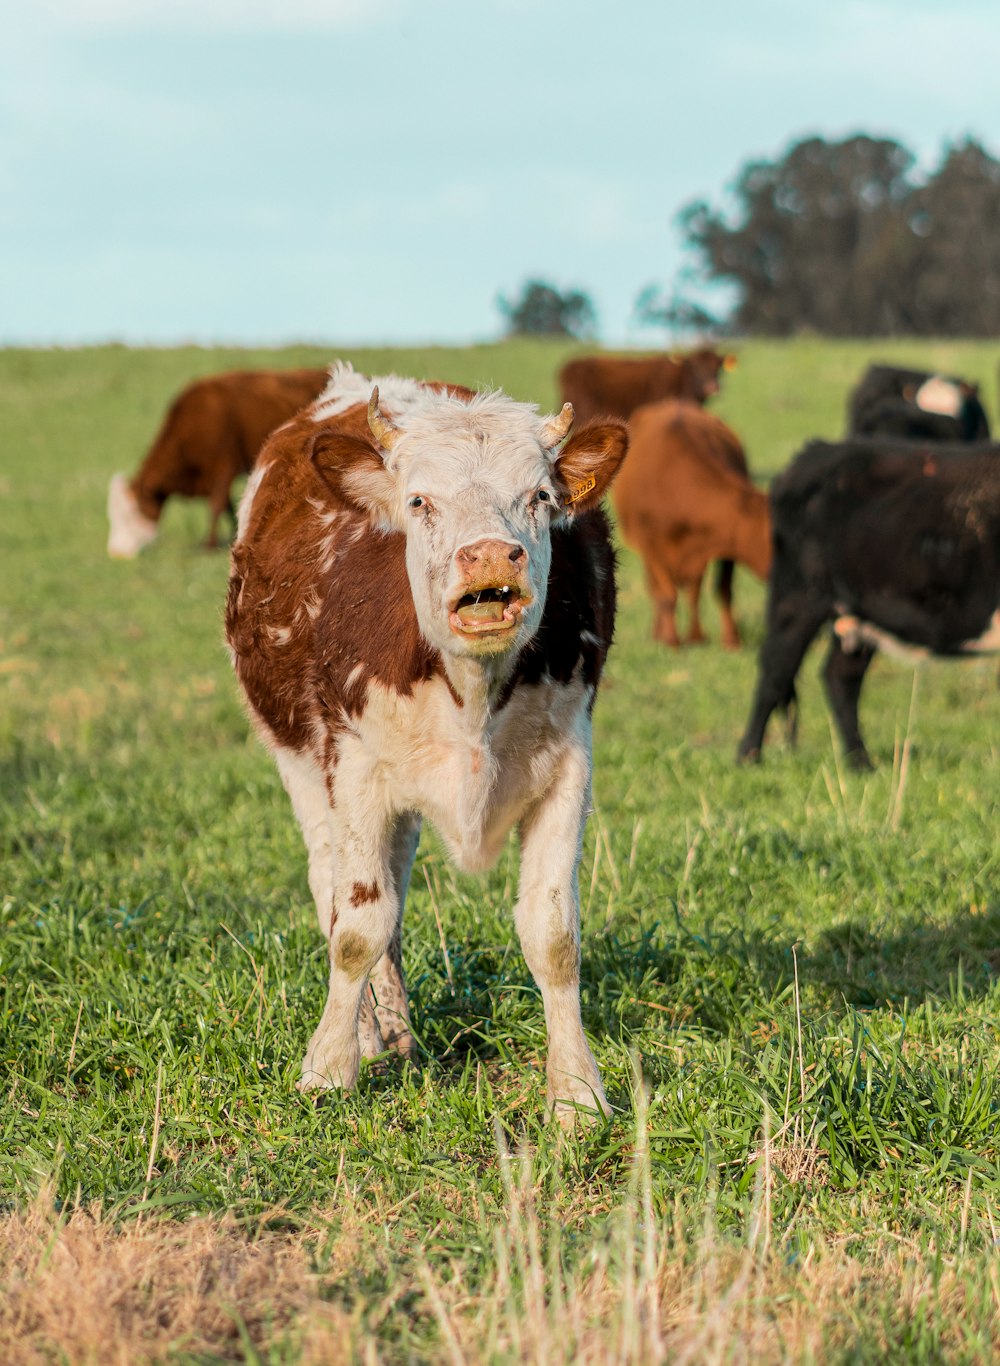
[298, 1036, 360, 1092]
[546, 1064, 611, 1130]
[736, 743, 761, 765]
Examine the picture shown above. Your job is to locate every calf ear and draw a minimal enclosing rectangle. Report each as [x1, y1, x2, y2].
[553, 421, 628, 515]
[310, 429, 399, 529]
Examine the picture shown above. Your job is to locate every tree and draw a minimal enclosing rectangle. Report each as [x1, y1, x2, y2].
[666, 134, 1000, 336]
[497, 279, 597, 338]
[632, 281, 721, 336]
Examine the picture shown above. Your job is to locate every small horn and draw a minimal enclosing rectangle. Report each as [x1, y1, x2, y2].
[542, 402, 574, 447]
[367, 386, 400, 450]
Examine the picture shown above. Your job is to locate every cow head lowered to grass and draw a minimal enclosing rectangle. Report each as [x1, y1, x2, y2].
[226, 363, 628, 1124]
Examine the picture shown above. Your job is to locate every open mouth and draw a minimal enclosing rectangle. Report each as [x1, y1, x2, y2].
[450, 584, 527, 634]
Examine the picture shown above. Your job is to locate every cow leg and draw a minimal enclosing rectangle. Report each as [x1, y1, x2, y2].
[275, 748, 401, 1090]
[641, 553, 680, 647]
[275, 748, 336, 937]
[204, 481, 234, 549]
[715, 559, 740, 649]
[514, 736, 609, 1127]
[822, 635, 877, 770]
[684, 577, 708, 644]
[298, 779, 401, 1091]
[368, 812, 421, 1058]
[738, 604, 826, 762]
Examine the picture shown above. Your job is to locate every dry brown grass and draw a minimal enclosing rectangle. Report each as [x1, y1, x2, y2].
[0, 1190, 360, 1365]
[4, 1162, 999, 1365]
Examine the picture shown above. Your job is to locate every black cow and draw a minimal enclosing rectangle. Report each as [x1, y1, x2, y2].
[848, 364, 990, 443]
[738, 439, 1000, 769]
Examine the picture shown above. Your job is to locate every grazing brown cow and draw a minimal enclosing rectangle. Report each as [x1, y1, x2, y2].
[558, 345, 736, 425]
[107, 366, 330, 556]
[614, 401, 771, 648]
[226, 362, 628, 1123]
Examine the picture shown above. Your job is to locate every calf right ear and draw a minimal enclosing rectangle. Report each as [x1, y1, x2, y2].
[553, 421, 629, 515]
[309, 429, 400, 530]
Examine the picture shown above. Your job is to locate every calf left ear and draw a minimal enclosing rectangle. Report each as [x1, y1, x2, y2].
[554, 421, 629, 515]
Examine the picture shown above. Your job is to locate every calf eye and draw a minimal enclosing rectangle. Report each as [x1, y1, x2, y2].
[409, 495, 425, 510]
[534, 488, 552, 503]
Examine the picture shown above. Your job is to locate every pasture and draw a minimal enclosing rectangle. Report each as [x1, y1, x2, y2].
[2, 339, 999, 1363]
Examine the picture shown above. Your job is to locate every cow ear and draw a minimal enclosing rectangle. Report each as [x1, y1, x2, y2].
[310, 428, 400, 529]
[553, 421, 628, 515]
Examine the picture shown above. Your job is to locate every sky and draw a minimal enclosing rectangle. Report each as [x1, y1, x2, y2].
[2, 0, 999, 347]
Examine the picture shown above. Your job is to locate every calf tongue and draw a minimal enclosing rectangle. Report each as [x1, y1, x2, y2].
[457, 599, 506, 625]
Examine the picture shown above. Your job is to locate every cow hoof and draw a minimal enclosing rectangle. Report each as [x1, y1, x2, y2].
[846, 749, 875, 772]
[298, 1038, 360, 1092]
[546, 1068, 611, 1129]
[736, 744, 761, 765]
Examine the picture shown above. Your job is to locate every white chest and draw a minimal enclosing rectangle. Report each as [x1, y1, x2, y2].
[342, 673, 593, 872]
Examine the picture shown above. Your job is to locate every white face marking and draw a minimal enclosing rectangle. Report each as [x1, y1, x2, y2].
[915, 376, 963, 418]
[317, 371, 565, 667]
[395, 405, 560, 662]
[107, 474, 158, 558]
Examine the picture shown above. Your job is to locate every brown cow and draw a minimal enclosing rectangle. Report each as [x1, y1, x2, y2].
[558, 345, 736, 425]
[614, 401, 771, 648]
[226, 362, 628, 1124]
[107, 366, 330, 556]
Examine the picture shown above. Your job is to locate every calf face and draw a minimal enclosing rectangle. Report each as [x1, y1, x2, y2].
[336, 389, 627, 665]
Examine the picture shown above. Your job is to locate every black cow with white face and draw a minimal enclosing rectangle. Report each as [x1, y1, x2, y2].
[738, 438, 1000, 769]
[848, 364, 991, 444]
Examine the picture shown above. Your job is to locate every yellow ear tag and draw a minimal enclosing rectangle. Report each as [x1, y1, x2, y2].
[564, 475, 597, 505]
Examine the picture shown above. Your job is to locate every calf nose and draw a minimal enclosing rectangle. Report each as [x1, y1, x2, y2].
[456, 539, 525, 574]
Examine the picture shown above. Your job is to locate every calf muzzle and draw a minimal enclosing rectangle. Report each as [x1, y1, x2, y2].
[450, 538, 531, 636]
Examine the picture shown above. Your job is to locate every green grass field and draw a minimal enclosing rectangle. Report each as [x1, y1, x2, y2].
[2, 339, 999, 1363]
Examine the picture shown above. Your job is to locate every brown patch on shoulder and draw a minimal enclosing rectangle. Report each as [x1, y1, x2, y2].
[350, 880, 380, 907]
[335, 930, 375, 980]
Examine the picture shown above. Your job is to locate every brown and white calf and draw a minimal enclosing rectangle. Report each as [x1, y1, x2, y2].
[107, 366, 330, 556]
[225, 363, 628, 1122]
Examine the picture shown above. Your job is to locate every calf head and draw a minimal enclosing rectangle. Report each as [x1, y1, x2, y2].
[313, 387, 627, 663]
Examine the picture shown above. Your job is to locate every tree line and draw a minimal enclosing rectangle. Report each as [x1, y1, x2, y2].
[500, 134, 1000, 338]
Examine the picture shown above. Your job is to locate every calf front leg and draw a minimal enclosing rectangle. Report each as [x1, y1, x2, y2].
[515, 736, 609, 1126]
[299, 778, 399, 1093]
